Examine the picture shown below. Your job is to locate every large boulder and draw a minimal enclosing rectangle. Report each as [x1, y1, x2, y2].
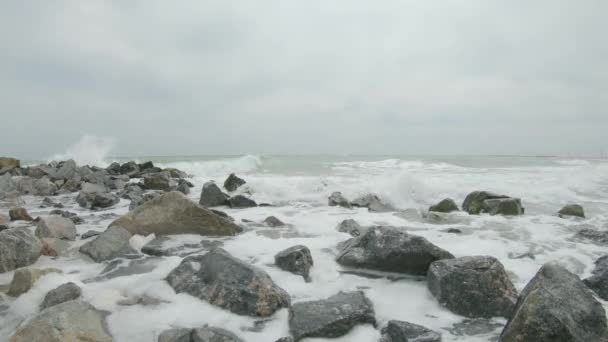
[165, 248, 290, 317]
[559, 204, 585, 218]
[41, 282, 82, 309]
[336, 226, 454, 276]
[499, 263, 608, 342]
[79, 226, 137, 262]
[15, 176, 58, 196]
[7, 267, 62, 297]
[0, 157, 20, 169]
[288, 291, 376, 341]
[427, 256, 518, 318]
[111, 192, 242, 236]
[199, 181, 229, 207]
[120, 161, 140, 177]
[429, 198, 459, 213]
[9, 207, 33, 221]
[10, 300, 113, 342]
[0, 228, 42, 272]
[462, 191, 524, 215]
[50, 160, 79, 181]
[350, 194, 394, 212]
[35, 215, 77, 240]
[380, 320, 441, 342]
[76, 183, 120, 209]
[144, 172, 176, 191]
[224, 173, 246, 192]
[227, 195, 257, 208]
[275, 245, 313, 282]
[583, 255, 608, 301]
[158, 327, 244, 342]
[328, 192, 351, 208]
[128, 191, 161, 211]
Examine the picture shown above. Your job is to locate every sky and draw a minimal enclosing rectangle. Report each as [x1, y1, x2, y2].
[1, 1, 607, 158]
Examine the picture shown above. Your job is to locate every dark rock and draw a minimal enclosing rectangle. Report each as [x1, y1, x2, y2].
[228, 195, 257, 208]
[427, 256, 518, 318]
[128, 191, 161, 211]
[35, 215, 77, 240]
[40, 282, 82, 309]
[328, 192, 351, 208]
[79, 226, 137, 262]
[86, 258, 160, 282]
[158, 327, 244, 342]
[336, 219, 366, 237]
[583, 255, 608, 300]
[144, 172, 176, 191]
[165, 168, 188, 179]
[210, 209, 233, 220]
[573, 228, 608, 245]
[500, 263, 608, 342]
[139, 161, 155, 171]
[444, 228, 462, 234]
[0, 228, 42, 272]
[106, 162, 121, 175]
[176, 180, 190, 195]
[76, 183, 120, 209]
[559, 204, 585, 218]
[275, 245, 313, 282]
[142, 236, 221, 257]
[49, 209, 84, 225]
[81, 230, 102, 239]
[58, 178, 80, 193]
[120, 161, 140, 177]
[264, 216, 285, 227]
[40, 197, 63, 208]
[482, 198, 523, 216]
[199, 181, 229, 207]
[380, 320, 441, 342]
[120, 183, 144, 200]
[336, 226, 454, 275]
[462, 191, 509, 215]
[447, 318, 503, 337]
[289, 291, 376, 341]
[274, 338, 294, 342]
[429, 198, 459, 213]
[224, 173, 246, 192]
[165, 248, 290, 317]
[158, 328, 191, 342]
[9, 207, 33, 221]
[351, 194, 394, 212]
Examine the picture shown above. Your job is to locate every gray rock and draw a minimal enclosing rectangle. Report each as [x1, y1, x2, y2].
[51, 160, 78, 181]
[500, 263, 608, 342]
[49, 209, 84, 225]
[482, 198, 523, 216]
[165, 168, 188, 179]
[10, 300, 113, 342]
[81, 230, 102, 239]
[76, 183, 120, 209]
[275, 245, 313, 282]
[328, 192, 352, 208]
[429, 198, 459, 213]
[462, 191, 509, 215]
[224, 173, 246, 192]
[0, 173, 17, 194]
[86, 258, 160, 282]
[15, 176, 58, 196]
[573, 228, 608, 245]
[264, 216, 285, 227]
[0, 228, 42, 273]
[274, 338, 294, 342]
[158, 329, 192, 342]
[165, 248, 290, 317]
[144, 172, 176, 191]
[199, 182, 229, 207]
[380, 320, 441, 342]
[228, 195, 257, 208]
[9, 207, 33, 221]
[0, 157, 20, 169]
[336, 226, 454, 276]
[129, 191, 161, 211]
[448, 318, 503, 337]
[559, 204, 586, 218]
[79, 226, 137, 262]
[35, 215, 77, 240]
[157, 327, 243, 342]
[106, 162, 121, 175]
[40, 197, 63, 208]
[427, 256, 518, 318]
[584, 255, 608, 301]
[40, 282, 82, 309]
[142, 236, 222, 257]
[40, 238, 71, 257]
[289, 291, 376, 341]
[351, 194, 394, 212]
[7, 267, 62, 297]
[111, 191, 242, 236]
[58, 178, 81, 193]
[336, 219, 366, 237]
[176, 180, 191, 195]
[120, 161, 140, 177]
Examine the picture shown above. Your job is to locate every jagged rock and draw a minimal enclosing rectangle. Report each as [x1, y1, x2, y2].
[81, 230, 102, 239]
[158, 327, 244, 342]
[40, 238, 71, 257]
[129, 191, 161, 211]
[573, 228, 608, 245]
[482, 198, 523, 216]
[50, 160, 78, 181]
[224, 173, 246, 192]
[336, 226, 454, 275]
[144, 172, 176, 191]
[0, 157, 20, 169]
[40, 282, 82, 309]
[9, 300, 113, 342]
[350, 194, 394, 212]
[584, 255, 608, 301]
[289, 291, 376, 341]
[7, 267, 62, 297]
[120, 161, 140, 177]
[228, 195, 257, 208]
[328, 192, 351, 208]
[15, 176, 58, 196]
[380, 320, 441, 342]
[9, 207, 33, 221]
[58, 178, 80, 193]
[35, 215, 77, 240]
[176, 180, 190, 195]
[79, 226, 137, 262]
[165, 168, 188, 179]
[120, 183, 144, 200]
[336, 219, 367, 237]
[165, 248, 290, 317]
[106, 162, 121, 175]
[559, 204, 585, 218]
[429, 198, 459, 213]
[427, 256, 518, 318]
[275, 245, 313, 282]
[76, 183, 120, 209]
[199, 181, 229, 207]
[500, 263, 608, 342]
[111, 191, 242, 236]
[264, 216, 285, 227]
[40, 197, 63, 208]
[139, 161, 155, 171]
[0, 228, 42, 272]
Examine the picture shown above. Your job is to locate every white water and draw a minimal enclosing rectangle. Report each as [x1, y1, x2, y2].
[2, 155, 608, 341]
[48, 135, 116, 167]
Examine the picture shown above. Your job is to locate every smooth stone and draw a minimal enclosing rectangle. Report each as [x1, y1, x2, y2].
[380, 320, 441, 342]
[40, 282, 82, 309]
[8, 267, 62, 297]
[0, 228, 42, 273]
[275, 245, 313, 282]
[227, 195, 257, 208]
[35, 215, 77, 241]
[79, 226, 137, 262]
[559, 204, 585, 218]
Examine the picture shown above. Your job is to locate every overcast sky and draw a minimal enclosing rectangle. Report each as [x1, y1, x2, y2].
[1, 1, 607, 158]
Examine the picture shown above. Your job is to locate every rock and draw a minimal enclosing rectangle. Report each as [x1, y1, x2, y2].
[165, 248, 290, 317]
[120, 161, 140, 177]
[380, 320, 441, 342]
[35, 215, 77, 240]
[76, 183, 120, 209]
[199, 181, 229, 207]
[129, 191, 161, 210]
[139, 161, 155, 171]
[49, 209, 84, 225]
[40, 282, 81, 309]
[81, 230, 102, 239]
[158, 327, 244, 342]
[176, 180, 190, 195]
[7, 267, 62, 297]
[15, 176, 58, 196]
[427, 256, 518, 318]
[87, 258, 160, 282]
[10, 300, 113, 342]
[288, 291, 376, 341]
[106, 162, 121, 175]
[227, 195, 257, 208]
[500, 263, 608, 342]
[559, 204, 585, 218]
[142, 236, 221, 257]
[0, 228, 42, 272]
[111, 191, 242, 236]
[336, 219, 366, 237]
[328, 192, 352, 208]
[165, 168, 188, 179]
[58, 178, 80, 193]
[462, 191, 510, 215]
[79, 226, 137, 262]
[9, 207, 33, 221]
[158, 328, 191, 342]
[274, 338, 294, 342]
[350, 194, 394, 212]
[482, 198, 523, 216]
[144, 172, 176, 191]
[224, 173, 246, 192]
[448, 318, 503, 337]
[40, 238, 71, 257]
[573, 228, 608, 245]
[429, 198, 459, 213]
[336, 226, 454, 276]
[51, 160, 78, 181]
[583, 255, 608, 301]
[264, 216, 285, 227]
[0, 173, 17, 194]
[40, 197, 63, 208]
[0, 157, 20, 169]
[275, 245, 313, 282]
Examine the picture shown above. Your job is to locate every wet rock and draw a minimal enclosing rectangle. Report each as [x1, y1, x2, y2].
[40, 282, 82, 309]
[427, 256, 518, 318]
[10, 300, 113, 342]
[482, 198, 523, 216]
[336, 226, 454, 275]
[275, 245, 313, 282]
[35, 215, 77, 240]
[40, 197, 63, 208]
[224, 173, 246, 192]
[274, 338, 294, 342]
[15, 176, 58, 196]
[351, 194, 394, 212]
[87, 258, 161, 282]
[142, 236, 221, 257]
[120, 161, 140, 177]
[444, 228, 462, 234]
[58, 178, 80, 193]
[129, 191, 161, 211]
[50, 160, 78, 181]
[228, 195, 257, 208]
[583, 255, 608, 301]
[81, 230, 102, 239]
[106, 162, 121, 175]
[500, 263, 608, 342]
[9, 207, 33, 221]
[144, 172, 176, 191]
[7, 267, 62, 297]
[0, 228, 42, 272]
[76, 183, 120, 209]
[559, 204, 585, 218]
[328, 192, 352, 208]
[79, 226, 137, 262]
[289, 291, 376, 341]
[165, 168, 188, 179]
[199, 181, 229, 207]
[111, 191, 242, 236]
[40, 238, 71, 257]
[264, 216, 285, 227]
[462, 191, 517, 215]
[165, 248, 290, 317]
[176, 180, 191, 195]
[336, 219, 367, 237]
[158, 327, 244, 342]
[49, 209, 84, 224]
[447, 318, 503, 337]
[120, 183, 145, 200]
[429, 198, 459, 213]
[380, 320, 441, 342]
[573, 228, 608, 245]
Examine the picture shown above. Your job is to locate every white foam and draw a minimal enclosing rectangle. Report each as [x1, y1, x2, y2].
[48, 135, 115, 167]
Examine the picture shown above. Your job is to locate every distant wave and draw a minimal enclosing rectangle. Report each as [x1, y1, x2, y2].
[157, 154, 262, 177]
[555, 159, 591, 166]
[48, 135, 115, 167]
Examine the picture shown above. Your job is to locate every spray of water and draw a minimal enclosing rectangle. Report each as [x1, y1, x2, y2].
[48, 135, 115, 167]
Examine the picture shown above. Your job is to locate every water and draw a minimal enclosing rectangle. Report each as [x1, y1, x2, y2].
[4, 153, 608, 341]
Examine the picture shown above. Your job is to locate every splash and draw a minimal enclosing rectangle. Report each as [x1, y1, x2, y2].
[49, 135, 115, 167]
